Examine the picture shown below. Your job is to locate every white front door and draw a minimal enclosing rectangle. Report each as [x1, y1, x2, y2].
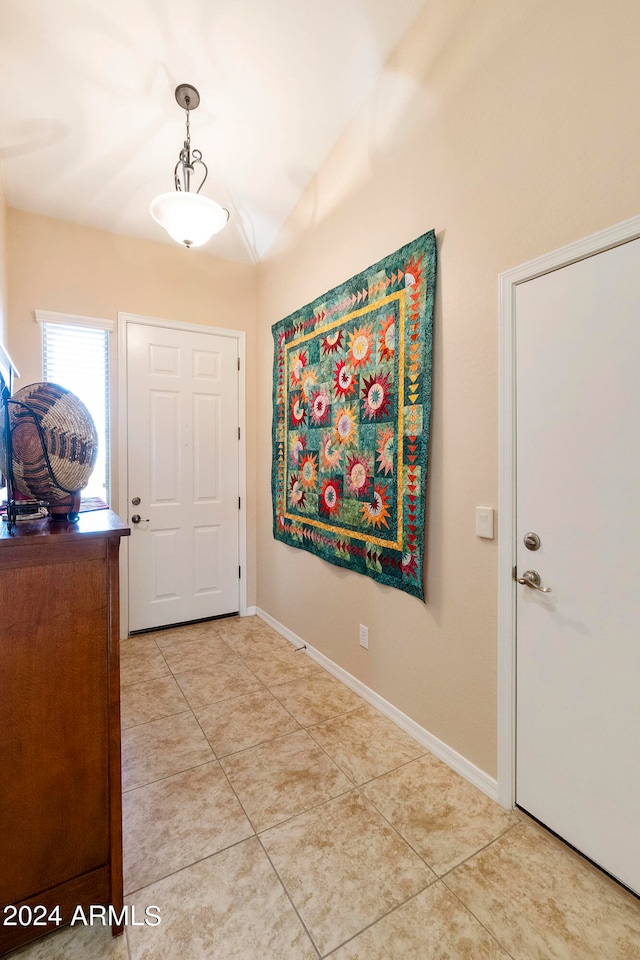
[515, 237, 640, 894]
[126, 321, 240, 632]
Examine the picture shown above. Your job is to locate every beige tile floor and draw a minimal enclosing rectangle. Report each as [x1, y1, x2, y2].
[11, 616, 640, 959]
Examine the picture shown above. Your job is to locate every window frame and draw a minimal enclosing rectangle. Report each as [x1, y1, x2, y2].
[35, 309, 114, 505]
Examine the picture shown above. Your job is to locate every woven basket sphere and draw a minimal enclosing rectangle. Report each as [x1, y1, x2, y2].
[5, 382, 98, 502]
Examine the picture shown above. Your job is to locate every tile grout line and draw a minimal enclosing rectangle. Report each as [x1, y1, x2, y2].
[123, 832, 258, 900]
[319, 882, 448, 959]
[194, 626, 327, 956]
[186, 638, 309, 758]
[188, 694, 263, 839]
[304, 722, 430, 794]
[121, 705, 191, 734]
[357, 773, 520, 881]
[170, 641, 258, 826]
[252, 784, 437, 957]
[353, 782, 441, 874]
[440, 875, 518, 960]
[121, 632, 262, 903]
[438, 821, 526, 960]
[121, 753, 217, 794]
[123, 634, 262, 904]
[439, 819, 523, 882]
[254, 783, 360, 838]
[255, 833, 322, 960]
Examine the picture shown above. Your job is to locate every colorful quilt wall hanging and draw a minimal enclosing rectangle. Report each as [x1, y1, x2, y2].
[272, 231, 437, 600]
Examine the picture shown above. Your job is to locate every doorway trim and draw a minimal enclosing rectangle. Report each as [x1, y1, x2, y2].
[117, 312, 248, 638]
[497, 213, 640, 808]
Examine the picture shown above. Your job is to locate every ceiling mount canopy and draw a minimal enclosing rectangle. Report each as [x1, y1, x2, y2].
[150, 84, 229, 249]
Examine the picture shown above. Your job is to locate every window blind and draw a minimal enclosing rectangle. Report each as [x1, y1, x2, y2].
[42, 322, 110, 501]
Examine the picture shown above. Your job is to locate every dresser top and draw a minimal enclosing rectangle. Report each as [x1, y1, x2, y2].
[0, 508, 130, 546]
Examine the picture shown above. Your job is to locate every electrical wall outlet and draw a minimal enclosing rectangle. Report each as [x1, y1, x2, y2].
[359, 624, 369, 649]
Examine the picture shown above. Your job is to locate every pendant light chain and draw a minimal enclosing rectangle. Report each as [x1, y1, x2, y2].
[184, 98, 191, 151]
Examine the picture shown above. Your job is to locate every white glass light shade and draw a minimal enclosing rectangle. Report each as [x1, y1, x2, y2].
[150, 191, 229, 247]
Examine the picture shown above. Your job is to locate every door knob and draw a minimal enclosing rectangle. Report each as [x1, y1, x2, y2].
[131, 514, 149, 524]
[517, 569, 552, 593]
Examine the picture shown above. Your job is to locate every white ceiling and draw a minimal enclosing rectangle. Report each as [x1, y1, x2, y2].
[0, 0, 426, 263]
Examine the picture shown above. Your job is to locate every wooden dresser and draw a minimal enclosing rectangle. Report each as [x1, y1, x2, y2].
[0, 511, 129, 955]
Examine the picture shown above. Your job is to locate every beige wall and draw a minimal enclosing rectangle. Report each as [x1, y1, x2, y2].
[0, 175, 7, 348]
[7, 209, 258, 603]
[256, 0, 640, 776]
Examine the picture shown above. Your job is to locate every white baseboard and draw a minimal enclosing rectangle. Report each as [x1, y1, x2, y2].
[242, 605, 258, 617]
[255, 607, 498, 801]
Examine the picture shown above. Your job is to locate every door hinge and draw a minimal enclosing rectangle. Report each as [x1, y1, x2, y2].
[238, 565, 241, 579]
[237, 357, 240, 372]
[238, 427, 241, 440]
[238, 496, 241, 510]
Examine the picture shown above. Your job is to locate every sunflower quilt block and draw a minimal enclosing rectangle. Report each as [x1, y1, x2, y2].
[272, 231, 436, 600]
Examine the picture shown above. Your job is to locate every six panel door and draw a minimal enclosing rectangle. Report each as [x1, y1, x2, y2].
[126, 323, 240, 631]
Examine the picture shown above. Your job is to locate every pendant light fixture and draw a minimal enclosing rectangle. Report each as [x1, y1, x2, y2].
[150, 84, 229, 248]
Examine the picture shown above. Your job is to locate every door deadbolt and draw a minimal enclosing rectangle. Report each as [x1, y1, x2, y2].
[524, 532, 541, 551]
[131, 496, 141, 506]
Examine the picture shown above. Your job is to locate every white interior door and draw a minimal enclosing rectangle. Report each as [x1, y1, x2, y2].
[126, 322, 240, 632]
[515, 238, 640, 894]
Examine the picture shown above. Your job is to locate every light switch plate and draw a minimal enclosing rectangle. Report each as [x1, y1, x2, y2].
[475, 506, 495, 539]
